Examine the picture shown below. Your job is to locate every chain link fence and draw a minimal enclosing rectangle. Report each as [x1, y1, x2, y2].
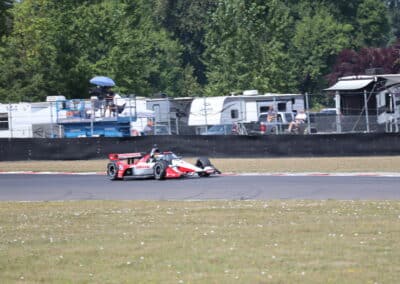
[0, 92, 398, 137]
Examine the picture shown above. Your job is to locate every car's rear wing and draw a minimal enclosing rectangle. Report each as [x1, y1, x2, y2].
[108, 152, 143, 160]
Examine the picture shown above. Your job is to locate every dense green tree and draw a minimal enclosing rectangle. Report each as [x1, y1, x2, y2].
[385, 0, 400, 40]
[203, 0, 295, 96]
[0, 0, 188, 101]
[0, 0, 13, 37]
[152, 0, 217, 87]
[0, 0, 396, 104]
[291, 7, 353, 94]
[105, 1, 186, 97]
[0, 0, 61, 102]
[356, 0, 390, 47]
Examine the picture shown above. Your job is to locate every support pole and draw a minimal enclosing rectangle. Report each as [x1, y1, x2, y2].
[364, 90, 370, 133]
[335, 91, 342, 133]
[167, 97, 171, 135]
[305, 92, 311, 134]
[50, 102, 54, 138]
[90, 100, 94, 137]
[273, 96, 278, 135]
[8, 103, 13, 138]
[203, 96, 208, 134]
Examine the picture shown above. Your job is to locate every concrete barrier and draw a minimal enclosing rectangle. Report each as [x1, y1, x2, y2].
[1, 133, 400, 161]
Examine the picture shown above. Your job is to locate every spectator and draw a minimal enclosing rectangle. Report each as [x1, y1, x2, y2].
[104, 88, 115, 116]
[267, 106, 277, 122]
[89, 86, 109, 116]
[288, 110, 306, 133]
[142, 119, 154, 135]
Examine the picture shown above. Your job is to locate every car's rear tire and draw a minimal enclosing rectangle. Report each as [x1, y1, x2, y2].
[196, 157, 212, 177]
[107, 162, 120, 181]
[154, 160, 168, 180]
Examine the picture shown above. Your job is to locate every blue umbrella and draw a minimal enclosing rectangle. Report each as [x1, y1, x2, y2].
[90, 76, 116, 87]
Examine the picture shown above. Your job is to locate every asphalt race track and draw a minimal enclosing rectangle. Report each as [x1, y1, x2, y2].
[1, 174, 400, 201]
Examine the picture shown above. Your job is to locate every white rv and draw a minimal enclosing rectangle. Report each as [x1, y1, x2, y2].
[0, 96, 64, 138]
[376, 84, 400, 132]
[188, 91, 304, 133]
[326, 74, 400, 133]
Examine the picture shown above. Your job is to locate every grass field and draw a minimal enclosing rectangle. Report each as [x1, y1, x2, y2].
[1, 156, 400, 173]
[1, 201, 399, 283]
[1, 157, 400, 283]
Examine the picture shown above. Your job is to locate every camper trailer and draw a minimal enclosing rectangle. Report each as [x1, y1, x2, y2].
[188, 91, 304, 134]
[0, 96, 63, 138]
[325, 74, 400, 133]
[147, 96, 194, 135]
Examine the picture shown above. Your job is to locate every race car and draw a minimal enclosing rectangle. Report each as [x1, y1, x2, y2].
[106, 147, 221, 180]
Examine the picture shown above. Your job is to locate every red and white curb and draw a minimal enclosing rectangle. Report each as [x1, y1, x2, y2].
[1, 171, 400, 177]
[233, 172, 400, 177]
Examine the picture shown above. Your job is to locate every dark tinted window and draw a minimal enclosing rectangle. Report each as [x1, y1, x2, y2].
[231, 109, 239, 119]
[0, 113, 9, 130]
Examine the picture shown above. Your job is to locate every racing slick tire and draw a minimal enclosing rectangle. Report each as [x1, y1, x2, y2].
[154, 160, 168, 180]
[107, 162, 121, 181]
[196, 157, 212, 177]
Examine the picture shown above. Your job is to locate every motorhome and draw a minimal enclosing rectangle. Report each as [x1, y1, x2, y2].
[325, 74, 400, 133]
[188, 90, 304, 134]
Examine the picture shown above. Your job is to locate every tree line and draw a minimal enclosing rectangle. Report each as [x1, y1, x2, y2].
[0, 0, 399, 108]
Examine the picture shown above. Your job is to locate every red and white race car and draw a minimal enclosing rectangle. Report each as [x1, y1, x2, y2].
[106, 147, 221, 180]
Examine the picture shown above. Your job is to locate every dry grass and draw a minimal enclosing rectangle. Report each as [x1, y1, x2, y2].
[1, 156, 400, 173]
[0, 200, 399, 283]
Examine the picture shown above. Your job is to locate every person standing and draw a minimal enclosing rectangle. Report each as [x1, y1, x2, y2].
[267, 106, 277, 122]
[104, 88, 115, 116]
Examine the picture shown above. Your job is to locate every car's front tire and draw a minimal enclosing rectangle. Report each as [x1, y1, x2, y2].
[154, 160, 168, 180]
[196, 157, 212, 177]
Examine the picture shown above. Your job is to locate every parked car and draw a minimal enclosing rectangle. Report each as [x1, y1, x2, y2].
[245, 111, 295, 135]
[154, 125, 171, 135]
[201, 124, 236, 135]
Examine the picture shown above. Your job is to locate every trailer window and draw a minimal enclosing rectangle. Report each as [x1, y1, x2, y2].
[231, 109, 239, 119]
[277, 103, 286, 111]
[0, 113, 9, 130]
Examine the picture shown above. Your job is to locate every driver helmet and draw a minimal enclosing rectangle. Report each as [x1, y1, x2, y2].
[150, 145, 160, 157]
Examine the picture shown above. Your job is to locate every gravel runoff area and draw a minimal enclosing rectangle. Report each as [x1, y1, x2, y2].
[0, 156, 400, 173]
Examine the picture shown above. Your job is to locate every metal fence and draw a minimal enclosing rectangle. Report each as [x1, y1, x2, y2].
[0, 92, 398, 138]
